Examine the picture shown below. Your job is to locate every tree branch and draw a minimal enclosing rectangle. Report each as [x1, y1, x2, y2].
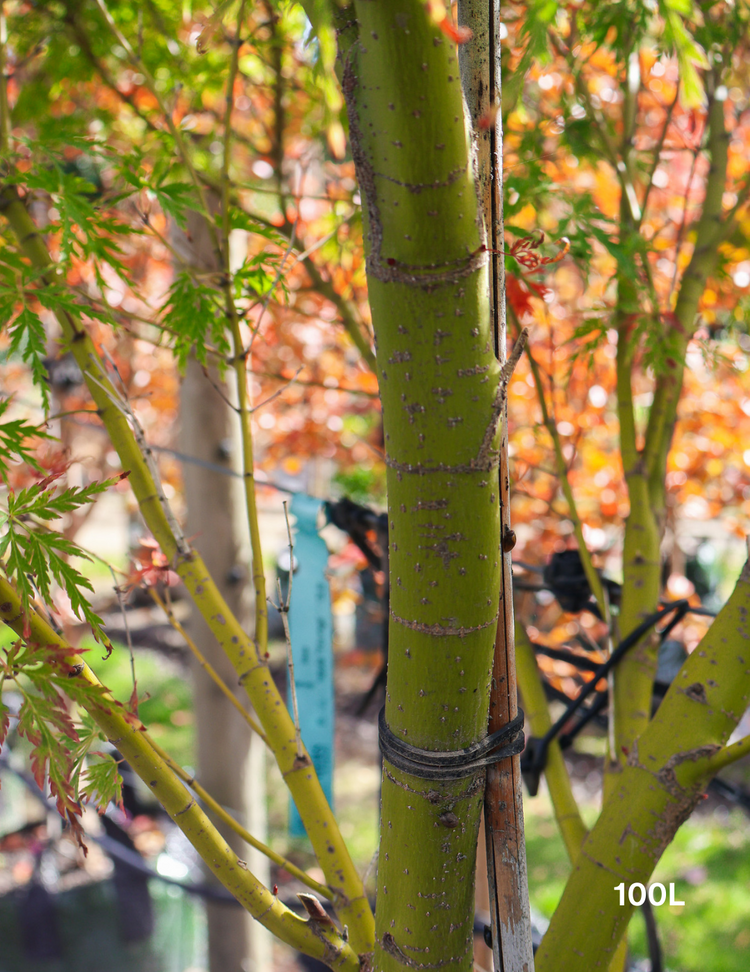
[146, 735, 333, 899]
[536, 559, 750, 971]
[509, 307, 608, 621]
[515, 623, 588, 860]
[148, 588, 267, 743]
[643, 79, 730, 511]
[701, 732, 750, 775]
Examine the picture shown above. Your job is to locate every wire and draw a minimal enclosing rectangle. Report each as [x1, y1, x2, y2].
[56, 415, 302, 493]
[521, 598, 718, 794]
[530, 642, 602, 672]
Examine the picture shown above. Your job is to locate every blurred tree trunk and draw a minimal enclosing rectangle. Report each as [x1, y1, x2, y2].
[177, 212, 270, 972]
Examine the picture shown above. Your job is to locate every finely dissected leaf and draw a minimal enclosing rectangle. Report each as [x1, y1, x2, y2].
[503, 0, 558, 108]
[586, 225, 642, 279]
[6, 307, 50, 410]
[35, 284, 91, 317]
[17, 686, 80, 759]
[235, 253, 286, 302]
[15, 683, 88, 851]
[162, 270, 230, 370]
[58, 673, 119, 715]
[5, 636, 127, 817]
[151, 182, 195, 229]
[2, 476, 121, 642]
[0, 248, 30, 274]
[660, 3, 708, 107]
[7, 529, 106, 638]
[22, 166, 131, 274]
[81, 753, 124, 812]
[228, 209, 286, 242]
[69, 711, 103, 762]
[0, 699, 10, 749]
[10, 476, 120, 519]
[0, 398, 50, 481]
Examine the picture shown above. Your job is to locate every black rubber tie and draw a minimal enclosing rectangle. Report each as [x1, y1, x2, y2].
[378, 707, 525, 780]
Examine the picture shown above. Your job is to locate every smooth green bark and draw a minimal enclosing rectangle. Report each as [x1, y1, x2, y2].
[612, 263, 661, 772]
[643, 82, 730, 506]
[515, 624, 587, 861]
[612, 470, 661, 763]
[612, 81, 730, 764]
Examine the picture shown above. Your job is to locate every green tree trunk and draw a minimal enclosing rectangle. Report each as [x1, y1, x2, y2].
[337, 4, 522, 969]
[612, 79, 730, 767]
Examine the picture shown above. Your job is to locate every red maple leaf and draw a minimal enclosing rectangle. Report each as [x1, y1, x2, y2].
[506, 274, 549, 318]
[125, 538, 180, 590]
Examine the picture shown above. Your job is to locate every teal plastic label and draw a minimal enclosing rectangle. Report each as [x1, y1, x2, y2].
[287, 493, 335, 836]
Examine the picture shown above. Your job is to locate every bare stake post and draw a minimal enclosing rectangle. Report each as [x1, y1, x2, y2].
[457, 3, 535, 968]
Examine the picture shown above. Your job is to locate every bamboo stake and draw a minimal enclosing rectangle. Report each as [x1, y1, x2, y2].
[457, 3, 535, 968]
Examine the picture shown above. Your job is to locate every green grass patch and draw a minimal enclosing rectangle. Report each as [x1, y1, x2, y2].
[86, 638, 195, 768]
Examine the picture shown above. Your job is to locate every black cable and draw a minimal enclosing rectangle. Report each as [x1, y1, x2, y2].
[521, 600, 692, 795]
[324, 497, 391, 716]
[541, 677, 609, 738]
[641, 896, 663, 972]
[573, 633, 603, 654]
[512, 560, 545, 575]
[511, 579, 545, 593]
[680, 606, 717, 618]
[708, 775, 750, 812]
[541, 550, 623, 618]
[557, 689, 609, 750]
[653, 601, 691, 644]
[534, 601, 716, 742]
[543, 681, 583, 706]
[531, 643, 602, 672]
[324, 498, 384, 570]
[356, 659, 387, 716]
[541, 682, 611, 741]
[524, 598, 721, 796]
